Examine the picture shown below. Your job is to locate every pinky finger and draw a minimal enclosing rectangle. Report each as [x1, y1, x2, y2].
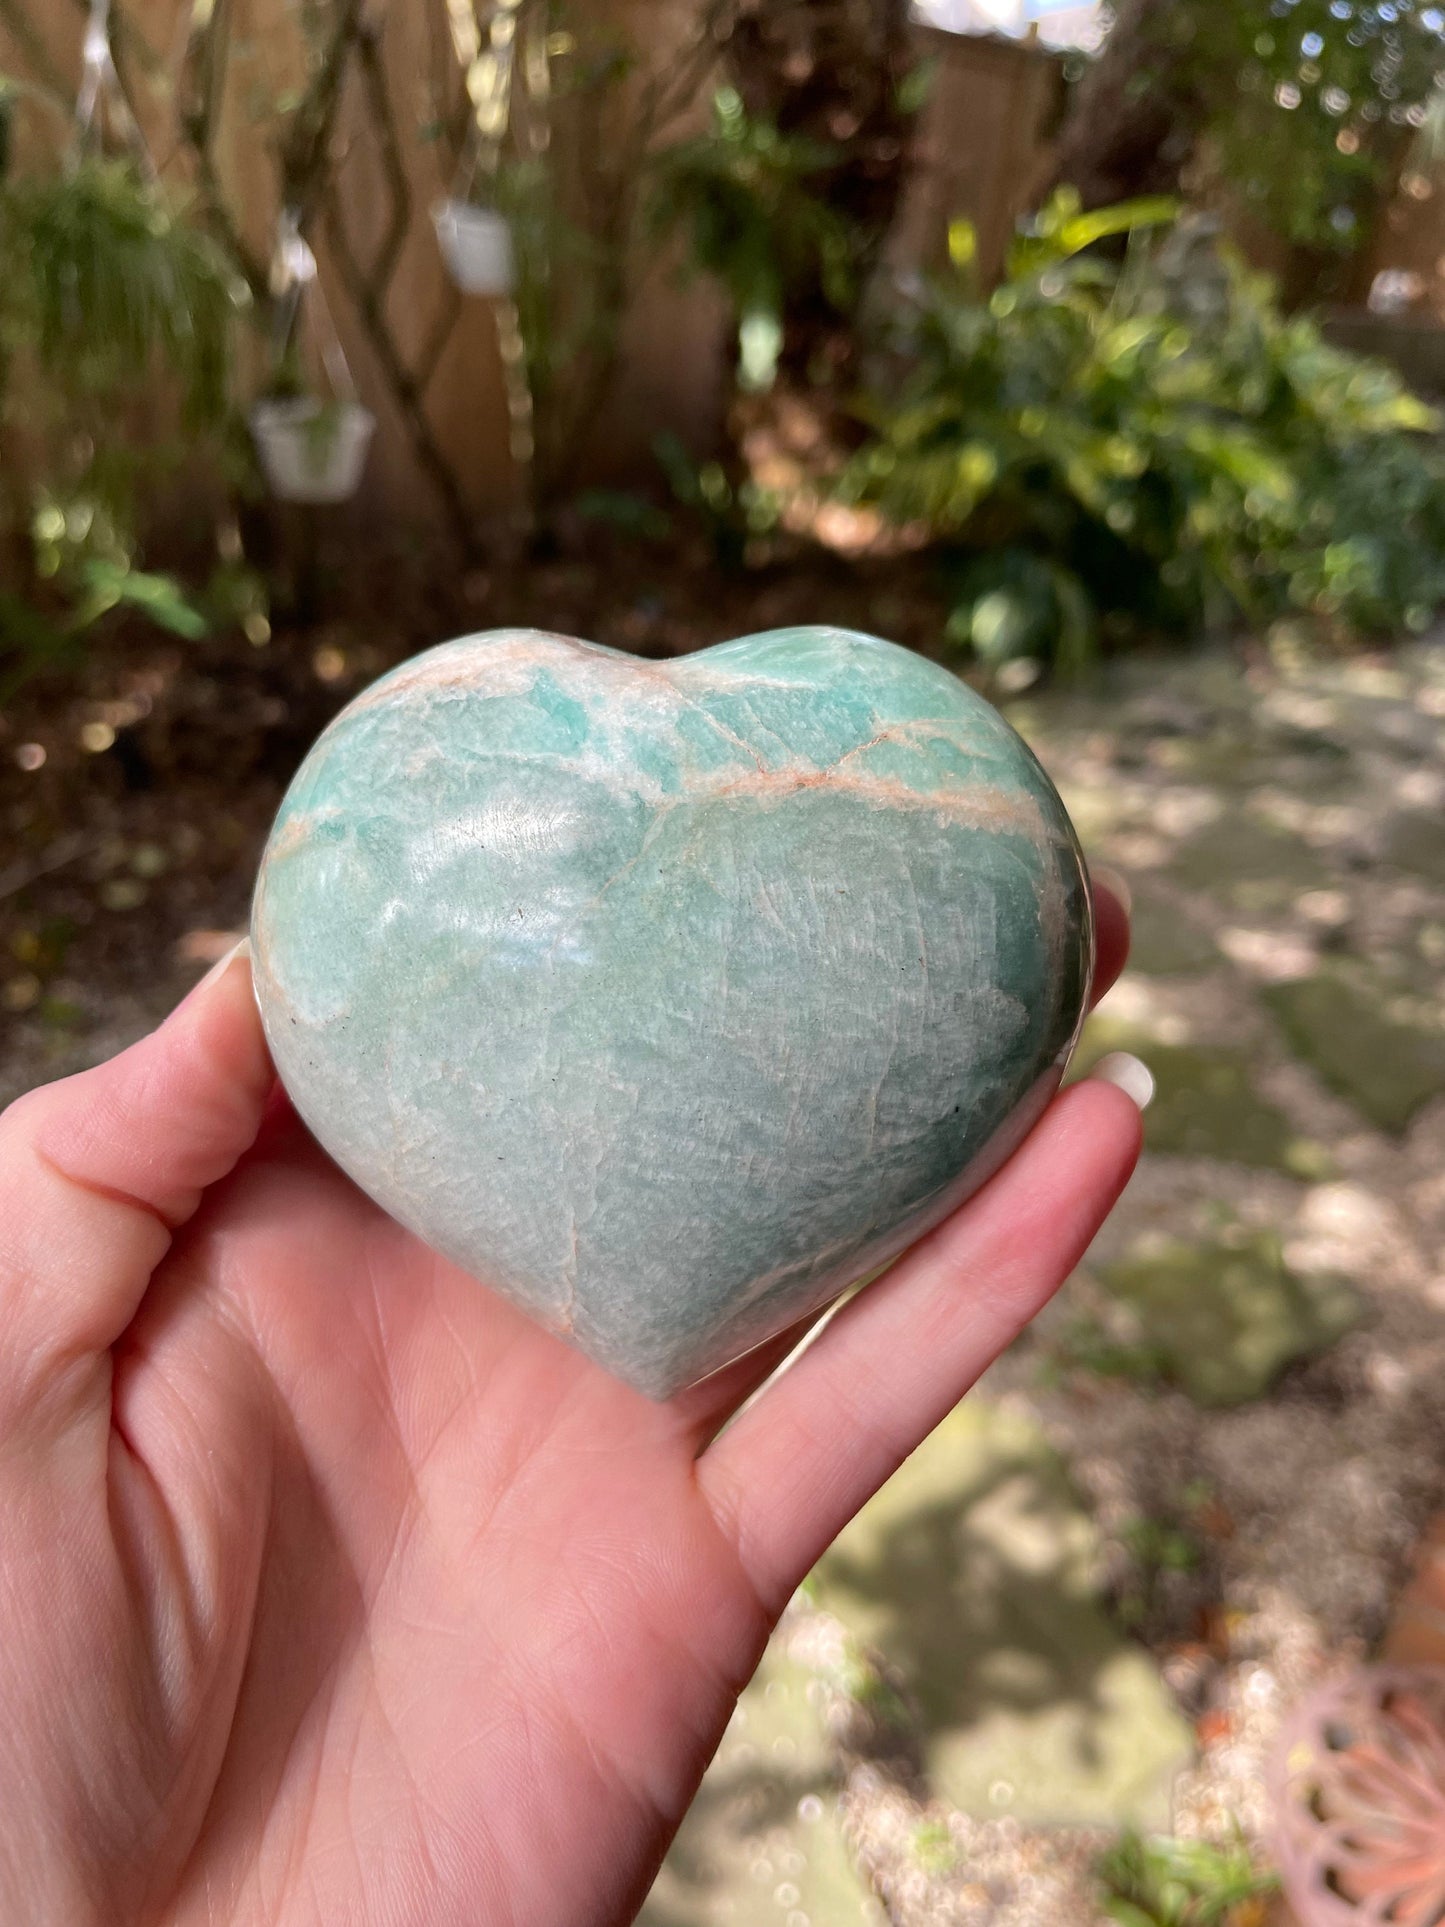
[696, 1078, 1144, 1614]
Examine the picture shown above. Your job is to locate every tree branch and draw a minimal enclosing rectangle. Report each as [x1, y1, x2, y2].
[351, 17, 411, 298]
[174, 0, 270, 302]
[277, 0, 367, 212]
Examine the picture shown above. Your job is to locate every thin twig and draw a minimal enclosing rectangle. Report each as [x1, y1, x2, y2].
[352, 19, 411, 297]
[643, 0, 736, 140]
[333, 13, 474, 542]
[277, 0, 367, 212]
[0, 833, 90, 905]
[531, 0, 733, 503]
[177, 0, 229, 155]
[171, 0, 270, 299]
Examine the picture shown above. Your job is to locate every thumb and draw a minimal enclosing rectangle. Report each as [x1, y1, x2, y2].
[0, 942, 273, 1428]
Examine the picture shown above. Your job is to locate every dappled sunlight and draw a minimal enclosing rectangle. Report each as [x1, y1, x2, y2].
[1215, 925, 1321, 982]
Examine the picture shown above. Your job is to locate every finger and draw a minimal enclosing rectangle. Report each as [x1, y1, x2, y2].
[0, 943, 272, 1424]
[697, 1077, 1143, 1612]
[1088, 865, 1130, 1007]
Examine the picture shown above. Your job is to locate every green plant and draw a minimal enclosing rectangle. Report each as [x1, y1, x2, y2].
[0, 156, 246, 682]
[1096, 1829, 1278, 1927]
[837, 192, 1445, 671]
[650, 85, 863, 390]
[1170, 0, 1445, 258]
[911, 1818, 959, 1878]
[1052, 1, 1445, 300]
[653, 429, 780, 569]
[1114, 1495, 1212, 1636]
[571, 488, 673, 543]
[10, 159, 236, 422]
[1120, 1513, 1203, 1581]
[1048, 1312, 1171, 1389]
[825, 1631, 911, 1727]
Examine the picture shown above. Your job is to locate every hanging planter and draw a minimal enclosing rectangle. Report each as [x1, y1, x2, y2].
[252, 208, 373, 505]
[1267, 1664, 1445, 1925]
[250, 396, 375, 505]
[433, 199, 515, 296]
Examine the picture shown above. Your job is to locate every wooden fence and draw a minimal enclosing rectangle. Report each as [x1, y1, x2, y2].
[0, 5, 1065, 539]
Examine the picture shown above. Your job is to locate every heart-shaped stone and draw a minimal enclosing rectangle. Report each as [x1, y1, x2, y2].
[251, 627, 1092, 1398]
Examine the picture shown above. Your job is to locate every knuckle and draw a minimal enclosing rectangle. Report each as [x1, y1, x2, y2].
[0, 1083, 51, 1152]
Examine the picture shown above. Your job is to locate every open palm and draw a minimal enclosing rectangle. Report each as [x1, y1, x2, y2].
[0, 900, 1137, 1927]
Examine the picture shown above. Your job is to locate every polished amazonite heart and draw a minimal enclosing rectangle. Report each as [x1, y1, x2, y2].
[251, 627, 1092, 1398]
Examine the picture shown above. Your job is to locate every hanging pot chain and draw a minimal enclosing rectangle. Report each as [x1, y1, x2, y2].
[72, 0, 155, 175]
[74, 0, 112, 142]
[269, 206, 357, 403]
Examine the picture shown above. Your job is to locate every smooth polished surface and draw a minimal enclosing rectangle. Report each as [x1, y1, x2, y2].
[251, 627, 1092, 1397]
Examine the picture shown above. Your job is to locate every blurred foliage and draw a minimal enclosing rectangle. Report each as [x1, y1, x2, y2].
[0, 155, 251, 684]
[1096, 1829, 1278, 1927]
[837, 191, 1445, 672]
[1163, 0, 1445, 255]
[1115, 1506, 1206, 1632]
[650, 86, 863, 390]
[571, 487, 674, 544]
[653, 429, 781, 569]
[11, 160, 235, 421]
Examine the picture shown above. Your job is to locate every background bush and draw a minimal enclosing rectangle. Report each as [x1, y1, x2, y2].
[0, 158, 248, 682]
[835, 193, 1445, 672]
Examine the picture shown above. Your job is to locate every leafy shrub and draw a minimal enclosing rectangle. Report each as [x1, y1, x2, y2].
[1166, 0, 1445, 258]
[1096, 1829, 1277, 1927]
[836, 192, 1445, 670]
[652, 429, 780, 570]
[0, 157, 248, 682]
[650, 86, 862, 390]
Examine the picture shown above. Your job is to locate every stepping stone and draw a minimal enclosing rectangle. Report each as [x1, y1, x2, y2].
[1074, 1020, 1331, 1177]
[1144, 735, 1271, 785]
[641, 1643, 883, 1927]
[1263, 967, 1445, 1135]
[1384, 811, 1445, 888]
[1099, 1231, 1362, 1407]
[1124, 892, 1220, 977]
[1168, 815, 1331, 913]
[810, 1403, 1192, 1828]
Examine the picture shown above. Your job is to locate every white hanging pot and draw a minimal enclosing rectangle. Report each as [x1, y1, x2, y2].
[433, 199, 515, 296]
[251, 397, 375, 505]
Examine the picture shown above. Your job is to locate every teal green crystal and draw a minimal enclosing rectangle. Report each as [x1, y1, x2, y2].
[251, 627, 1092, 1397]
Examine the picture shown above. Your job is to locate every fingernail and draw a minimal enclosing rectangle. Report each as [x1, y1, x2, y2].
[1090, 863, 1132, 918]
[185, 936, 251, 1003]
[1089, 1050, 1154, 1111]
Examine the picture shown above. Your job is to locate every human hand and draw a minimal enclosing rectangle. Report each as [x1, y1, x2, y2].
[0, 883, 1138, 1927]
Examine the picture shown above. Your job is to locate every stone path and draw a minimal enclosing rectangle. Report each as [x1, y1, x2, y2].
[647, 639, 1445, 1924]
[639, 1641, 886, 1927]
[809, 1403, 1191, 1832]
